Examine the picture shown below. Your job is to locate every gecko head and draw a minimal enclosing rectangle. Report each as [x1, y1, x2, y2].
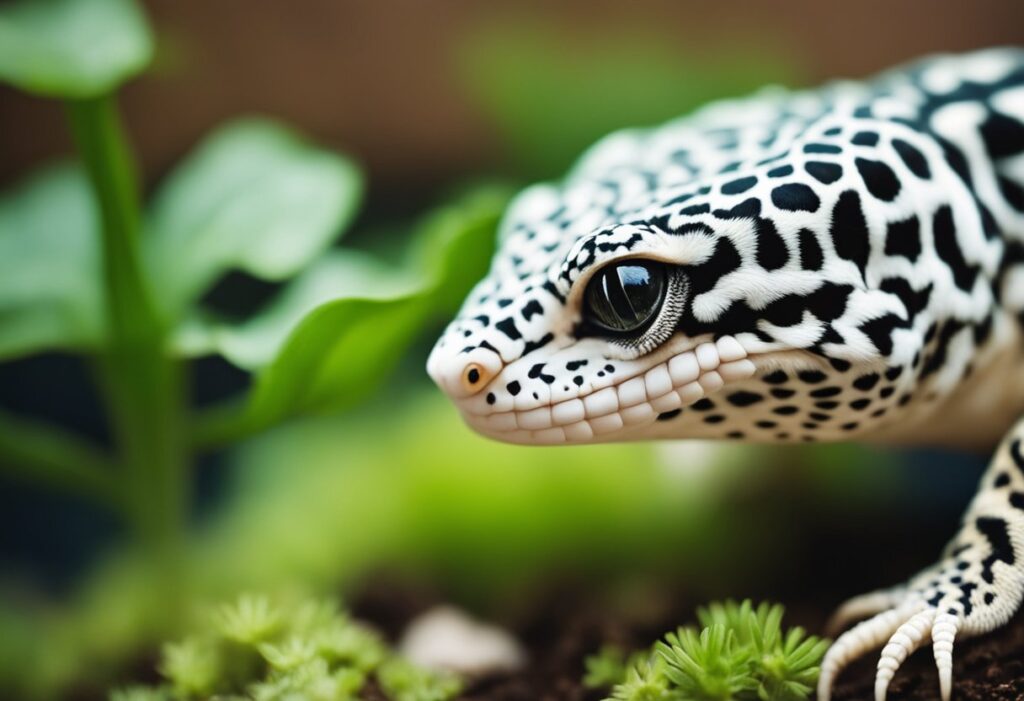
[428, 179, 918, 446]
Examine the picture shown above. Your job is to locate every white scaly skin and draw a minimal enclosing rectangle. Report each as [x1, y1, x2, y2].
[428, 49, 1024, 699]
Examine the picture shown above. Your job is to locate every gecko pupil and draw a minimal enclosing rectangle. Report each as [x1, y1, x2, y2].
[583, 260, 666, 334]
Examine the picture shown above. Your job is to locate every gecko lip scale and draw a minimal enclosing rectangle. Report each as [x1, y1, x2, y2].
[453, 335, 757, 445]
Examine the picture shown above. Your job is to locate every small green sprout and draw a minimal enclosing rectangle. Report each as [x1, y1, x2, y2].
[584, 600, 830, 701]
[113, 593, 461, 701]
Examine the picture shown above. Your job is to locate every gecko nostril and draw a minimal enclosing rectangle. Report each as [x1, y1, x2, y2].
[462, 363, 491, 393]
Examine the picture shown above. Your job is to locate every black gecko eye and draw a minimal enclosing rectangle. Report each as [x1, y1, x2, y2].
[582, 260, 667, 334]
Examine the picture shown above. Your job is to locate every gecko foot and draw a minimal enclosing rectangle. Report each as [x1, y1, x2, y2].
[817, 522, 1024, 701]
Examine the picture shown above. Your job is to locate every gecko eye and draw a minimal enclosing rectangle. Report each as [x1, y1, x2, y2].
[583, 260, 667, 334]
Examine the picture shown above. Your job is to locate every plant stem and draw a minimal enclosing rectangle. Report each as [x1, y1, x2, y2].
[65, 95, 188, 586]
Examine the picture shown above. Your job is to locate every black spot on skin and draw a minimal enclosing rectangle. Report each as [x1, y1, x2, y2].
[691, 398, 715, 411]
[841, 422, 859, 431]
[771, 388, 796, 399]
[984, 592, 997, 606]
[1011, 440, 1024, 475]
[687, 237, 742, 295]
[767, 165, 793, 178]
[680, 203, 711, 216]
[756, 420, 777, 429]
[704, 415, 725, 424]
[884, 215, 922, 262]
[773, 406, 799, 416]
[892, 138, 931, 179]
[726, 431, 745, 439]
[798, 370, 826, 384]
[506, 381, 521, 396]
[762, 371, 789, 385]
[933, 205, 978, 292]
[798, 229, 823, 271]
[855, 157, 901, 201]
[727, 391, 764, 407]
[829, 358, 851, 372]
[885, 366, 902, 382]
[657, 409, 682, 421]
[1010, 492, 1024, 510]
[851, 131, 879, 146]
[761, 294, 805, 327]
[980, 111, 1024, 159]
[756, 218, 789, 270]
[853, 373, 880, 391]
[771, 183, 820, 212]
[722, 175, 757, 195]
[850, 398, 872, 410]
[714, 197, 761, 220]
[528, 363, 555, 384]
[566, 359, 588, 371]
[920, 319, 966, 382]
[597, 371, 605, 377]
[805, 161, 842, 184]
[605, 364, 615, 373]
[776, 432, 790, 440]
[804, 143, 841, 154]
[486, 392, 496, 405]
[573, 375, 584, 386]
[815, 400, 839, 409]
[532, 392, 539, 400]
[523, 332, 554, 356]
[824, 126, 842, 136]
[939, 137, 973, 188]
[802, 422, 819, 430]
[976, 516, 1016, 584]
[880, 278, 933, 322]
[830, 190, 870, 278]
[497, 298, 513, 308]
[999, 175, 1024, 212]
[880, 386, 895, 399]
[860, 313, 903, 356]
[521, 300, 543, 321]
[994, 472, 1011, 488]
[810, 386, 842, 398]
[806, 283, 853, 322]
[809, 412, 831, 422]
[495, 317, 521, 340]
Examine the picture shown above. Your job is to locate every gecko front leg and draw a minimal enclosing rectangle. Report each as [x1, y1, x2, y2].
[819, 418, 1024, 701]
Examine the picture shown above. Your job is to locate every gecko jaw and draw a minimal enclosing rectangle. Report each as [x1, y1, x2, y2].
[454, 335, 757, 445]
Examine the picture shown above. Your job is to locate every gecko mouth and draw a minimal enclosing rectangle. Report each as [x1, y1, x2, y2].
[455, 335, 757, 445]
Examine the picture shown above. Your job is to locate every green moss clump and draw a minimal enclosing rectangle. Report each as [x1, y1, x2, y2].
[584, 600, 829, 701]
[109, 594, 461, 701]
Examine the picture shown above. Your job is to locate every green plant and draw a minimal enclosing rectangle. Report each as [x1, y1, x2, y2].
[0, 0, 508, 589]
[109, 593, 461, 701]
[584, 601, 829, 701]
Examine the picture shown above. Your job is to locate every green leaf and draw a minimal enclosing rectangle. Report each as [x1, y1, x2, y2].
[0, 0, 152, 98]
[0, 162, 103, 359]
[145, 118, 363, 321]
[178, 250, 421, 371]
[188, 186, 510, 446]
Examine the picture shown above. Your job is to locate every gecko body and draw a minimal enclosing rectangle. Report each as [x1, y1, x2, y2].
[428, 49, 1024, 700]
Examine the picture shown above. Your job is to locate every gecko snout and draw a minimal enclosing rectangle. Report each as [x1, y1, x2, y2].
[427, 343, 503, 399]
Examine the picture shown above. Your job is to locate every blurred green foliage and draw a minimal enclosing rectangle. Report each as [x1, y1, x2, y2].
[0, 0, 152, 98]
[459, 21, 802, 178]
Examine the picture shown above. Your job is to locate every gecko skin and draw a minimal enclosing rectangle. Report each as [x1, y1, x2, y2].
[427, 49, 1024, 700]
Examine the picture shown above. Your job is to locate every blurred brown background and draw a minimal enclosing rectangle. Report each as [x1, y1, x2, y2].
[2, 0, 1022, 198]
